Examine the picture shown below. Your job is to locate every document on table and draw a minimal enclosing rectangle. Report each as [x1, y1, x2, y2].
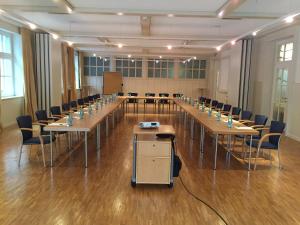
[235, 126, 253, 130]
[48, 123, 68, 126]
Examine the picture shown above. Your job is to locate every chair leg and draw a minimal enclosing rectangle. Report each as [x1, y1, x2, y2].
[269, 149, 272, 166]
[254, 147, 260, 170]
[40, 143, 46, 167]
[18, 145, 23, 166]
[278, 148, 282, 169]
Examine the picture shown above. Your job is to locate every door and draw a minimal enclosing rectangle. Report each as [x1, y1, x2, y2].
[103, 72, 123, 95]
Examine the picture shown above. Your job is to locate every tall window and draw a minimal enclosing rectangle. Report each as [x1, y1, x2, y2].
[74, 51, 80, 89]
[0, 30, 23, 98]
[278, 42, 293, 62]
[116, 58, 142, 77]
[179, 59, 207, 79]
[84, 56, 110, 76]
[148, 59, 174, 78]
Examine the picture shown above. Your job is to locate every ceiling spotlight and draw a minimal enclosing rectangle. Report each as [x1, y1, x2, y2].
[67, 6, 73, 14]
[216, 46, 221, 51]
[27, 22, 37, 30]
[285, 16, 294, 23]
[51, 33, 59, 40]
[167, 14, 174, 17]
[159, 55, 162, 59]
[99, 56, 102, 59]
[155, 60, 159, 64]
[0, 9, 5, 14]
[128, 54, 132, 58]
[104, 58, 107, 62]
[193, 56, 197, 60]
[131, 59, 135, 62]
[231, 40, 236, 45]
[252, 31, 258, 36]
[167, 45, 172, 50]
[67, 41, 73, 46]
[117, 12, 124, 16]
[118, 43, 123, 48]
[218, 10, 224, 18]
[93, 53, 96, 57]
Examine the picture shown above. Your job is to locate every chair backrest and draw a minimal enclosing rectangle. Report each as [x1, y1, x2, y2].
[241, 110, 252, 120]
[223, 104, 231, 112]
[50, 106, 62, 116]
[117, 92, 124, 96]
[254, 115, 268, 126]
[205, 98, 211, 104]
[216, 102, 224, 109]
[211, 100, 218, 107]
[77, 98, 84, 105]
[92, 95, 98, 100]
[70, 100, 77, 108]
[199, 96, 206, 103]
[173, 93, 182, 98]
[145, 93, 155, 97]
[95, 94, 101, 98]
[35, 110, 48, 121]
[232, 107, 241, 116]
[88, 96, 94, 102]
[16, 115, 33, 142]
[159, 93, 169, 97]
[128, 92, 138, 97]
[62, 103, 70, 112]
[269, 121, 285, 147]
[84, 97, 90, 103]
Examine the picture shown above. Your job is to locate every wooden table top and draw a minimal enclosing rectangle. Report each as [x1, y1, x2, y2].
[133, 125, 175, 135]
[118, 96, 175, 100]
[44, 98, 126, 132]
[175, 100, 259, 136]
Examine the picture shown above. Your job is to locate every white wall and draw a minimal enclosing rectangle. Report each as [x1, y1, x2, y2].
[250, 25, 300, 141]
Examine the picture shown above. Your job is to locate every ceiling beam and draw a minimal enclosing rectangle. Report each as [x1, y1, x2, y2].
[52, 0, 74, 13]
[216, 0, 247, 18]
[140, 16, 151, 36]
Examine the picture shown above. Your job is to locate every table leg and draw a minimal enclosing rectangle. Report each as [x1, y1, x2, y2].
[112, 111, 115, 128]
[96, 124, 100, 151]
[106, 116, 109, 137]
[191, 118, 194, 139]
[214, 134, 219, 170]
[132, 134, 137, 183]
[85, 131, 88, 168]
[50, 131, 53, 167]
[248, 135, 253, 170]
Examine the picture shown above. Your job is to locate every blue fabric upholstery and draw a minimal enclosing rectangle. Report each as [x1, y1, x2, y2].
[205, 98, 211, 105]
[216, 102, 224, 110]
[88, 96, 94, 102]
[95, 94, 101, 99]
[246, 140, 277, 149]
[199, 96, 206, 103]
[16, 115, 33, 143]
[145, 93, 155, 103]
[35, 110, 48, 121]
[23, 135, 53, 145]
[159, 93, 169, 104]
[223, 104, 232, 112]
[77, 98, 84, 106]
[241, 111, 252, 120]
[232, 107, 241, 116]
[269, 121, 285, 147]
[84, 97, 90, 103]
[50, 106, 62, 116]
[62, 103, 70, 112]
[211, 100, 218, 107]
[70, 100, 77, 108]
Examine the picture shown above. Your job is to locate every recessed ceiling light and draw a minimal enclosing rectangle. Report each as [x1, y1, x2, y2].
[99, 56, 102, 59]
[93, 53, 96, 57]
[27, 22, 37, 30]
[118, 43, 123, 48]
[216, 46, 221, 51]
[193, 56, 197, 60]
[155, 60, 159, 64]
[131, 59, 135, 62]
[128, 54, 131, 58]
[0, 9, 5, 14]
[117, 12, 123, 16]
[167, 14, 174, 17]
[218, 10, 224, 18]
[67, 41, 73, 46]
[252, 31, 258, 36]
[231, 40, 236, 45]
[104, 58, 107, 62]
[284, 16, 294, 23]
[51, 33, 59, 40]
[67, 6, 72, 14]
[167, 45, 172, 50]
[159, 55, 162, 59]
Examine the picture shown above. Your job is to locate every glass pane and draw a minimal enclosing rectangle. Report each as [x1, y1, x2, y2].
[97, 67, 103, 76]
[192, 70, 199, 79]
[136, 60, 142, 67]
[90, 57, 96, 66]
[168, 68, 174, 78]
[186, 70, 192, 79]
[116, 67, 122, 73]
[104, 66, 110, 72]
[148, 69, 153, 78]
[84, 66, 90, 76]
[161, 69, 167, 78]
[84, 57, 90, 66]
[148, 60, 154, 68]
[155, 60, 161, 69]
[285, 43, 293, 51]
[187, 60, 193, 69]
[193, 60, 200, 68]
[129, 68, 135, 77]
[123, 59, 128, 67]
[90, 67, 96, 76]
[179, 68, 185, 79]
[168, 61, 174, 69]
[1, 76, 14, 97]
[200, 60, 207, 69]
[129, 60, 135, 67]
[123, 68, 128, 77]
[136, 68, 142, 77]
[104, 58, 110, 67]
[155, 69, 160, 78]
[97, 57, 103, 66]
[116, 59, 122, 67]
[3, 58, 12, 76]
[162, 61, 168, 68]
[285, 50, 293, 61]
[200, 70, 206, 78]
[2, 34, 12, 54]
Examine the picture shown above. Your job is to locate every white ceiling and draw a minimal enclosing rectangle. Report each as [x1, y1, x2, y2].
[0, 0, 299, 57]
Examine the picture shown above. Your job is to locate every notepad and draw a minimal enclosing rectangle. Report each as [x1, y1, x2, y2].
[48, 123, 68, 126]
[235, 126, 253, 130]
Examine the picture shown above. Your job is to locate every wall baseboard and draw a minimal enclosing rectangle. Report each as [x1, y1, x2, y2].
[286, 133, 300, 142]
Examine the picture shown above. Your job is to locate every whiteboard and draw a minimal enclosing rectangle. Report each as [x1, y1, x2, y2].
[218, 57, 230, 92]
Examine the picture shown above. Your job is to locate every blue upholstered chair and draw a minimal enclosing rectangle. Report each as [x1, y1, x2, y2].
[215, 102, 224, 110]
[62, 103, 71, 113]
[231, 107, 241, 119]
[95, 93, 101, 99]
[158, 93, 170, 112]
[240, 110, 252, 121]
[16, 115, 56, 167]
[84, 97, 90, 104]
[246, 121, 285, 170]
[199, 96, 206, 103]
[50, 106, 64, 119]
[77, 98, 85, 106]
[205, 98, 211, 106]
[211, 100, 218, 108]
[144, 93, 156, 113]
[88, 95, 94, 102]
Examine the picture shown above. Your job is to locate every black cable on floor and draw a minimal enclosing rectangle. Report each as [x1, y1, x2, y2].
[178, 175, 229, 225]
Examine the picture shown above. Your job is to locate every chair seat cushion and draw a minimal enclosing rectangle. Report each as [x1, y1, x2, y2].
[236, 134, 260, 139]
[246, 140, 277, 149]
[24, 135, 54, 145]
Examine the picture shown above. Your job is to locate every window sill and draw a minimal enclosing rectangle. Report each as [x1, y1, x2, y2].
[1, 96, 24, 101]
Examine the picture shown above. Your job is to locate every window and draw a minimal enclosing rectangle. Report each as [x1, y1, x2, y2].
[278, 42, 293, 62]
[83, 56, 110, 76]
[0, 30, 23, 98]
[74, 51, 80, 89]
[148, 59, 174, 78]
[179, 59, 207, 79]
[116, 58, 142, 77]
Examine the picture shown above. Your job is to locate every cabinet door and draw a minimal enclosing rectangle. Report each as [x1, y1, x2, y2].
[136, 156, 170, 184]
[137, 141, 170, 157]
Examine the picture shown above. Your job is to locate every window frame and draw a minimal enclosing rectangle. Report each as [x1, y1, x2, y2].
[147, 58, 174, 79]
[116, 58, 142, 78]
[179, 59, 207, 79]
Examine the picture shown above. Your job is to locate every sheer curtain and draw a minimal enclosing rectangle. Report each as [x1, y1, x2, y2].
[68, 47, 76, 101]
[20, 28, 37, 119]
[61, 42, 68, 103]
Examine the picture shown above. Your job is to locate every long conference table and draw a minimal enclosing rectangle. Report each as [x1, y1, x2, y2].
[45, 96, 258, 170]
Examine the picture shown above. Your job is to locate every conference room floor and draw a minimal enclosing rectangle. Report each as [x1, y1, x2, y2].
[0, 108, 300, 225]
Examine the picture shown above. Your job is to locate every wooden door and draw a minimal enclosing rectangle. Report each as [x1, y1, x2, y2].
[103, 72, 123, 95]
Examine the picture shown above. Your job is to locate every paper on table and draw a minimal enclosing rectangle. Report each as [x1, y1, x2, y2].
[48, 122, 68, 126]
[235, 126, 253, 130]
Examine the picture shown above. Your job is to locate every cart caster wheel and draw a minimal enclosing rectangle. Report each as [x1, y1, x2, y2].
[131, 180, 136, 187]
[168, 182, 173, 188]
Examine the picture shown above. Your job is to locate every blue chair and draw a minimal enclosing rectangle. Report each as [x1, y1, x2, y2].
[215, 102, 224, 110]
[50, 106, 64, 119]
[127, 92, 138, 113]
[240, 110, 252, 121]
[205, 98, 211, 106]
[231, 107, 241, 119]
[84, 97, 90, 104]
[62, 103, 71, 113]
[246, 121, 285, 170]
[211, 100, 218, 108]
[199, 96, 206, 103]
[88, 95, 94, 102]
[158, 93, 170, 112]
[16, 115, 56, 167]
[144, 93, 156, 113]
[77, 98, 85, 106]
[95, 93, 101, 99]
[221, 104, 232, 114]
